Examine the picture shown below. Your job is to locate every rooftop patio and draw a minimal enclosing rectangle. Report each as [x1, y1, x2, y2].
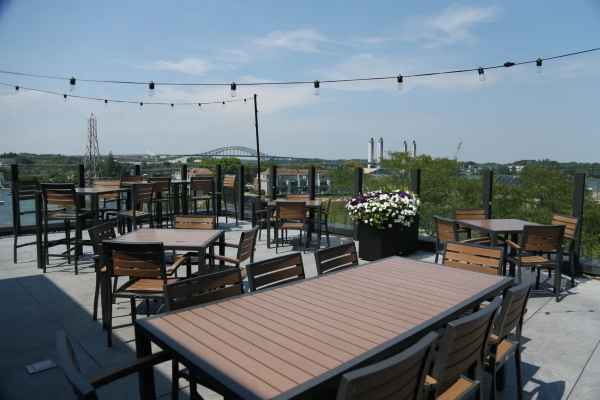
[1, 219, 599, 399]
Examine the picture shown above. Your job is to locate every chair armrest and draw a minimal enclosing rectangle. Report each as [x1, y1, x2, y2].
[89, 350, 171, 388]
[167, 252, 193, 276]
[212, 254, 240, 265]
[223, 242, 239, 249]
[424, 375, 438, 392]
[506, 240, 521, 250]
[460, 238, 491, 244]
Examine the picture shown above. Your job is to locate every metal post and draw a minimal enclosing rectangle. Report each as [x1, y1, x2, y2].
[253, 94, 262, 197]
[482, 169, 494, 218]
[270, 165, 277, 201]
[309, 166, 316, 200]
[78, 164, 85, 187]
[216, 164, 223, 216]
[181, 164, 187, 180]
[410, 169, 421, 195]
[10, 164, 19, 232]
[353, 167, 363, 196]
[239, 165, 245, 220]
[134, 164, 141, 176]
[573, 173, 586, 274]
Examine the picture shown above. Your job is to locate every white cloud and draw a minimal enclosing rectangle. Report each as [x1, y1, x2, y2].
[150, 57, 212, 75]
[254, 28, 329, 53]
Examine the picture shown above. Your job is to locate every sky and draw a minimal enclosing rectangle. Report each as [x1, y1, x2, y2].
[1, 0, 600, 162]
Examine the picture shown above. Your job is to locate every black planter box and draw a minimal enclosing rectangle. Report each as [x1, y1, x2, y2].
[358, 221, 418, 261]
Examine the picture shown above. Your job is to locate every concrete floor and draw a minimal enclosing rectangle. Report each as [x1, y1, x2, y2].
[0, 219, 599, 399]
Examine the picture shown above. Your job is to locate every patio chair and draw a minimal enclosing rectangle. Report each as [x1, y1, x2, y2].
[442, 241, 505, 276]
[101, 241, 190, 347]
[286, 194, 310, 201]
[149, 177, 174, 228]
[87, 221, 117, 322]
[336, 331, 438, 400]
[41, 183, 93, 274]
[486, 282, 531, 400]
[92, 179, 122, 220]
[174, 215, 217, 274]
[275, 201, 308, 252]
[434, 216, 490, 264]
[454, 208, 488, 239]
[551, 213, 580, 288]
[318, 198, 332, 247]
[211, 227, 259, 272]
[189, 176, 216, 215]
[251, 198, 270, 241]
[246, 252, 305, 292]
[222, 174, 238, 224]
[314, 242, 358, 276]
[11, 180, 39, 263]
[55, 330, 170, 400]
[506, 224, 565, 301]
[164, 269, 243, 400]
[117, 182, 154, 234]
[426, 297, 501, 400]
[120, 174, 144, 183]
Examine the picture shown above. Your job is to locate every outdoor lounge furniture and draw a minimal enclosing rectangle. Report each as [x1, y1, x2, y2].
[11, 180, 39, 263]
[189, 176, 216, 215]
[506, 224, 565, 301]
[551, 213, 580, 288]
[149, 177, 174, 228]
[117, 182, 154, 234]
[246, 252, 305, 291]
[41, 183, 93, 274]
[486, 282, 531, 400]
[275, 201, 308, 252]
[92, 179, 122, 220]
[286, 194, 310, 201]
[133, 256, 512, 399]
[314, 242, 358, 275]
[174, 215, 218, 274]
[101, 241, 190, 347]
[87, 221, 117, 322]
[56, 330, 170, 400]
[222, 174, 238, 224]
[455, 208, 488, 239]
[443, 241, 505, 275]
[211, 227, 258, 272]
[164, 269, 244, 400]
[427, 296, 502, 400]
[335, 331, 438, 400]
[318, 198, 332, 247]
[433, 216, 489, 264]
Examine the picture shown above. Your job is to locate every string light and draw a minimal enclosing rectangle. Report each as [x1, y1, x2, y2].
[139, 101, 143, 107]
[148, 81, 155, 96]
[504, 62, 515, 67]
[536, 58, 543, 73]
[396, 75, 404, 91]
[230, 82, 237, 97]
[69, 77, 76, 92]
[170, 103, 174, 109]
[63, 94, 67, 101]
[15, 85, 19, 92]
[478, 67, 485, 82]
[313, 80, 320, 96]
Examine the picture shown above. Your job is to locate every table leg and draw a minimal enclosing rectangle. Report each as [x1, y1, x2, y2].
[35, 192, 44, 270]
[219, 232, 225, 267]
[135, 324, 156, 400]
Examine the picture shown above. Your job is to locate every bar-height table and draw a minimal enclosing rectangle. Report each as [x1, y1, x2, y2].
[75, 187, 129, 220]
[135, 256, 512, 399]
[266, 199, 322, 248]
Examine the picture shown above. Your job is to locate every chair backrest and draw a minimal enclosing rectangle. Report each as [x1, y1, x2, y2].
[493, 282, 531, 340]
[277, 201, 307, 221]
[190, 177, 214, 193]
[287, 194, 310, 201]
[432, 297, 501, 394]
[149, 177, 171, 193]
[434, 216, 458, 243]
[93, 179, 121, 200]
[102, 241, 166, 279]
[11, 180, 39, 231]
[164, 269, 243, 311]
[131, 183, 154, 210]
[315, 242, 358, 275]
[223, 174, 236, 189]
[246, 252, 305, 292]
[442, 242, 503, 276]
[56, 331, 98, 400]
[455, 208, 488, 220]
[88, 221, 117, 255]
[336, 331, 438, 400]
[551, 214, 579, 242]
[121, 175, 143, 183]
[322, 198, 332, 214]
[175, 215, 216, 230]
[236, 227, 259, 263]
[41, 183, 77, 209]
[521, 225, 565, 253]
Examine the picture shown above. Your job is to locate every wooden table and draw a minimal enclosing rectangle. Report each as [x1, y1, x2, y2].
[135, 256, 512, 399]
[112, 228, 225, 266]
[266, 199, 322, 248]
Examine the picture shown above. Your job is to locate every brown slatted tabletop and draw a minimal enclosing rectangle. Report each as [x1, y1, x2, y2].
[135, 256, 512, 400]
[456, 218, 541, 241]
[112, 228, 223, 251]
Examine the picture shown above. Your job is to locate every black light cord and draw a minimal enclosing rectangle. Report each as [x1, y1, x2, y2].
[0, 47, 599, 87]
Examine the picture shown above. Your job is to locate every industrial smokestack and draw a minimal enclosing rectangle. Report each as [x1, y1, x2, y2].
[368, 138, 375, 167]
[378, 137, 384, 165]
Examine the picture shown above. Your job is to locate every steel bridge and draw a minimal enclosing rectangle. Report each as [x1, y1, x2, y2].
[191, 146, 313, 161]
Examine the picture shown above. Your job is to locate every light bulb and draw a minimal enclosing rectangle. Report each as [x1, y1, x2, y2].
[63, 94, 68, 102]
[104, 99, 108, 108]
[230, 82, 237, 97]
[397, 75, 404, 91]
[69, 77, 76, 92]
[313, 80, 320, 96]
[148, 81, 155, 97]
[536, 58, 543, 74]
[170, 103, 174, 110]
[478, 67, 485, 82]
[198, 103, 202, 110]
[15, 85, 20, 92]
